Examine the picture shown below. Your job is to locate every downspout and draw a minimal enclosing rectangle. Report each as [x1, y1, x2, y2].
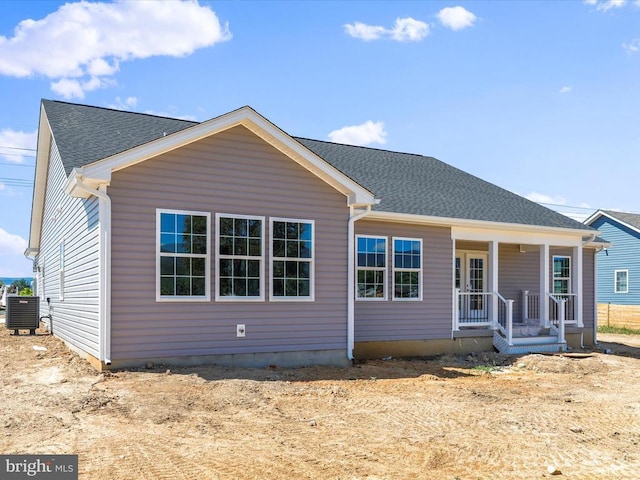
[69, 178, 112, 366]
[582, 233, 598, 348]
[347, 205, 371, 361]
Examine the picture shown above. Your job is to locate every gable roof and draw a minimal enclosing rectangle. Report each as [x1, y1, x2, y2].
[585, 209, 640, 235]
[38, 99, 594, 235]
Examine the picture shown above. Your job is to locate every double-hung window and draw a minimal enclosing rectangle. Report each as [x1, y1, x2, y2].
[157, 209, 210, 301]
[216, 214, 264, 301]
[356, 235, 387, 300]
[615, 269, 629, 294]
[393, 237, 422, 300]
[552, 256, 571, 295]
[270, 218, 314, 300]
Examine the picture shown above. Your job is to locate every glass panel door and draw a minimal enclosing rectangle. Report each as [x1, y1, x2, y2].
[466, 255, 487, 320]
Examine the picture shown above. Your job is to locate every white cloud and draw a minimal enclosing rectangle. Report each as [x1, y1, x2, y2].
[0, 228, 27, 256]
[526, 192, 567, 205]
[0, 0, 231, 99]
[559, 86, 572, 94]
[107, 96, 139, 111]
[0, 129, 37, 163]
[585, 0, 627, 11]
[623, 38, 640, 52]
[344, 17, 429, 42]
[437, 6, 477, 31]
[328, 121, 387, 146]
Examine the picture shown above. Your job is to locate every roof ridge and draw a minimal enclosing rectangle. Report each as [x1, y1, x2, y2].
[294, 136, 432, 159]
[42, 98, 200, 124]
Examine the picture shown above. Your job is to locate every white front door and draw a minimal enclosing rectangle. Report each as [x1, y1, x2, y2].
[456, 253, 488, 321]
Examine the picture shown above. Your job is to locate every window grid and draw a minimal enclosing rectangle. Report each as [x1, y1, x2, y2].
[157, 210, 210, 301]
[356, 235, 387, 300]
[615, 269, 629, 294]
[552, 255, 571, 295]
[216, 214, 265, 301]
[393, 237, 422, 301]
[270, 218, 314, 301]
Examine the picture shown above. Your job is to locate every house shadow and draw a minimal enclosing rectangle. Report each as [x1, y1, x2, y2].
[123, 353, 517, 382]
[595, 340, 640, 359]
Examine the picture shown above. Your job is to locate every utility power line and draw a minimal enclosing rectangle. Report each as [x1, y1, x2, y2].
[0, 146, 36, 152]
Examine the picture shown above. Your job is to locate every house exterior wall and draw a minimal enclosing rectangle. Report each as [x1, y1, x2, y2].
[588, 217, 640, 305]
[36, 137, 101, 358]
[108, 126, 350, 365]
[353, 220, 453, 342]
[582, 248, 596, 333]
[498, 244, 540, 323]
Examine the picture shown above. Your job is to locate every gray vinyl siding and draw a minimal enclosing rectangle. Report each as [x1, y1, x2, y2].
[498, 244, 540, 323]
[37, 137, 100, 357]
[354, 220, 452, 341]
[108, 126, 349, 361]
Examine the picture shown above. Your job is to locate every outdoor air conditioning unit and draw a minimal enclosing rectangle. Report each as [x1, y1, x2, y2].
[6, 296, 40, 335]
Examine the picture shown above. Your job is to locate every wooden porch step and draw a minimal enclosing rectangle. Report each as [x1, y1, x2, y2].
[493, 331, 567, 355]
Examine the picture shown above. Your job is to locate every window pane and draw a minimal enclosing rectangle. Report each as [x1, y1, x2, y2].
[160, 256, 174, 275]
[192, 277, 205, 296]
[220, 217, 234, 236]
[192, 258, 205, 277]
[176, 277, 190, 295]
[160, 213, 175, 233]
[273, 261, 284, 278]
[234, 259, 247, 277]
[286, 261, 298, 279]
[160, 234, 176, 253]
[248, 238, 261, 256]
[192, 216, 206, 235]
[176, 257, 190, 275]
[220, 278, 232, 296]
[234, 237, 247, 255]
[300, 241, 312, 258]
[273, 239, 285, 258]
[357, 237, 366, 252]
[273, 221, 285, 240]
[299, 262, 310, 279]
[286, 241, 299, 258]
[160, 277, 174, 296]
[273, 279, 284, 296]
[299, 280, 310, 297]
[219, 236, 233, 255]
[192, 235, 206, 255]
[247, 279, 260, 296]
[249, 219, 261, 238]
[234, 218, 248, 237]
[300, 223, 312, 241]
[176, 214, 190, 235]
[177, 234, 191, 253]
[220, 258, 233, 277]
[234, 278, 247, 296]
[247, 260, 260, 278]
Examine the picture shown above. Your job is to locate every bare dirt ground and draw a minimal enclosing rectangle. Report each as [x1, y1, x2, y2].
[1, 317, 639, 479]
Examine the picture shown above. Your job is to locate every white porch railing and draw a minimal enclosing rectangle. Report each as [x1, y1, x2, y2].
[494, 291, 514, 346]
[547, 293, 566, 344]
[523, 290, 577, 325]
[455, 289, 514, 342]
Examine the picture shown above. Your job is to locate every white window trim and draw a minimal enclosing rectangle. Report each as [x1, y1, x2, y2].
[552, 255, 571, 294]
[156, 208, 211, 302]
[355, 235, 388, 301]
[59, 240, 65, 301]
[392, 236, 423, 302]
[215, 213, 265, 302]
[615, 269, 629, 294]
[269, 217, 315, 302]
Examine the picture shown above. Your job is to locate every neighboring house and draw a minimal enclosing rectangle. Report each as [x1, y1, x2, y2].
[26, 100, 604, 370]
[585, 210, 640, 309]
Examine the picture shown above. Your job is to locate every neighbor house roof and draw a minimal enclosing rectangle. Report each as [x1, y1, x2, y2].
[39, 99, 594, 233]
[585, 209, 640, 235]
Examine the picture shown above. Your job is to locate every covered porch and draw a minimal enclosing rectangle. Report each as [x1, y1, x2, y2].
[451, 227, 589, 354]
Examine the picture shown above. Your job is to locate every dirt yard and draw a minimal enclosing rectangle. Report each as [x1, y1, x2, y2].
[1, 317, 639, 479]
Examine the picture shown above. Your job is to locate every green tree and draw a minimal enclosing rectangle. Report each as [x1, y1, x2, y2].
[11, 279, 30, 292]
[19, 287, 33, 296]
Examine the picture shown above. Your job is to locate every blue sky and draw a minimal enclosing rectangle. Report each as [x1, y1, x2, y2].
[0, 0, 639, 277]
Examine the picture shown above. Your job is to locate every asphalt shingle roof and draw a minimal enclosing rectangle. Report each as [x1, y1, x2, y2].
[599, 210, 640, 231]
[42, 99, 594, 232]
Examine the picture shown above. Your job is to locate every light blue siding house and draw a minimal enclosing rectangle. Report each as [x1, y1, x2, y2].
[26, 100, 604, 370]
[585, 210, 640, 305]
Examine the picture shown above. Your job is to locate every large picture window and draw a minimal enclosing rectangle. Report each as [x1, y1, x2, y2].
[216, 214, 264, 301]
[157, 209, 210, 301]
[552, 255, 571, 294]
[270, 218, 314, 300]
[356, 235, 387, 300]
[393, 237, 422, 300]
[615, 269, 629, 294]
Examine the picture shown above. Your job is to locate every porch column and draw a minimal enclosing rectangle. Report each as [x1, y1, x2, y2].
[573, 245, 583, 326]
[488, 240, 498, 324]
[540, 243, 549, 327]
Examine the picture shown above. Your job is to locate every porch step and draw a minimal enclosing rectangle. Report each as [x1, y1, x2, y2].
[493, 331, 567, 355]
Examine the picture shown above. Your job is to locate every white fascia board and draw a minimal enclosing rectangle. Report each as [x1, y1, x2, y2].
[367, 210, 592, 244]
[27, 106, 53, 253]
[584, 210, 640, 236]
[81, 106, 377, 207]
[64, 168, 110, 198]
